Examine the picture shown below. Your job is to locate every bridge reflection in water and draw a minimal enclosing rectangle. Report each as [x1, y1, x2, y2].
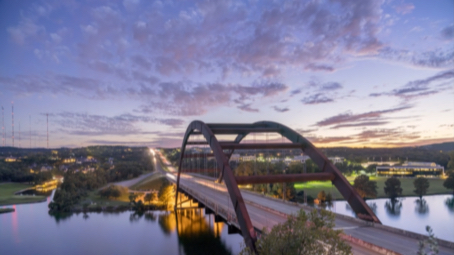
[158, 209, 240, 255]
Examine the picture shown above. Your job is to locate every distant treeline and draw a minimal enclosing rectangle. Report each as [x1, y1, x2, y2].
[0, 146, 154, 183]
[161, 144, 454, 169]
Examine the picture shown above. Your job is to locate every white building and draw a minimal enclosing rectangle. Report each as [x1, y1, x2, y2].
[328, 157, 344, 164]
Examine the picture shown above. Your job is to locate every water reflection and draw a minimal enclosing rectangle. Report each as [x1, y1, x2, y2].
[414, 199, 429, 215]
[174, 209, 232, 255]
[48, 212, 72, 223]
[445, 196, 454, 213]
[385, 199, 402, 217]
[367, 202, 377, 214]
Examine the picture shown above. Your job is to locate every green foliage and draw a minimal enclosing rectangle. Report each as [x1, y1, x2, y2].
[417, 226, 439, 255]
[98, 185, 128, 199]
[413, 177, 430, 199]
[325, 192, 333, 203]
[384, 177, 402, 200]
[447, 151, 454, 170]
[365, 164, 378, 174]
[443, 172, 454, 194]
[239, 209, 351, 255]
[353, 175, 378, 199]
[270, 183, 296, 200]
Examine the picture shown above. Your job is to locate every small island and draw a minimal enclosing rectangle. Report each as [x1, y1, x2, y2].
[0, 207, 15, 214]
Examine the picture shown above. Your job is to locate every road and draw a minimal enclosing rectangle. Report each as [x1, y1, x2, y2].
[155, 149, 454, 255]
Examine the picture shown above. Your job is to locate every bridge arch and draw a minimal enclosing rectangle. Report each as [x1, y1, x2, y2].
[175, 120, 380, 253]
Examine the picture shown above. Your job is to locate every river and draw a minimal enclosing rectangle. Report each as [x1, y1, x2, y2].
[327, 194, 454, 242]
[1, 192, 453, 254]
[0, 191, 244, 255]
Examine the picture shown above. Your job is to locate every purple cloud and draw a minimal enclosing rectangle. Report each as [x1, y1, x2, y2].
[272, 106, 289, 113]
[370, 70, 454, 100]
[301, 93, 334, 105]
[315, 106, 411, 127]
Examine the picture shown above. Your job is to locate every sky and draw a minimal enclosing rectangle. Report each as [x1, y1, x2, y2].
[0, 0, 453, 149]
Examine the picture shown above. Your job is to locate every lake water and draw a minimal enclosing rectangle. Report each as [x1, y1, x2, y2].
[2, 192, 453, 255]
[0, 191, 244, 255]
[327, 194, 454, 242]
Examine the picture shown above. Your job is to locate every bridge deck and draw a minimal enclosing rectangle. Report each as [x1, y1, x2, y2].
[175, 174, 454, 255]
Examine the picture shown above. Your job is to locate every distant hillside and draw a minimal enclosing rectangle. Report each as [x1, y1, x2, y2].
[420, 142, 454, 152]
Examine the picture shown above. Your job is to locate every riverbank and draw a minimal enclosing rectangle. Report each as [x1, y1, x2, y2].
[294, 176, 451, 200]
[0, 183, 47, 206]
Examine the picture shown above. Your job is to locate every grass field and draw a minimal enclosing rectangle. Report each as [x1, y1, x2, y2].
[294, 176, 451, 200]
[0, 183, 47, 206]
[130, 174, 166, 191]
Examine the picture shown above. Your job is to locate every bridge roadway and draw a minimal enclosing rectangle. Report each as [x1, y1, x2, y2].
[173, 173, 454, 255]
[154, 150, 453, 254]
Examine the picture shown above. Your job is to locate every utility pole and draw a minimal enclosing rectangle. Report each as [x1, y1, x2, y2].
[1, 106, 3, 146]
[11, 102, 14, 147]
[18, 121, 20, 148]
[29, 115, 31, 148]
[46, 113, 49, 149]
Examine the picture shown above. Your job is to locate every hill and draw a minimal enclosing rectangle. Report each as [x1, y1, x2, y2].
[419, 142, 454, 152]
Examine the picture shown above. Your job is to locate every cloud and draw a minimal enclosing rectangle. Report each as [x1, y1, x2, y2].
[304, 64, 335, 72]
[50, 112, 184, 136]
[136, 81, 287, 116]
[330, 121, 389, 129]
[8, 18, 45, 44]
[441, 25, 454, 40]
[301, 93, 334, 105]
[394, 3, 415, 14]
[370, 70, 454, 100]
[272, 106, 289, 112]
[315, 106, 411, 127]
[238, 103, 259, 112]
[378, 47, 454, 68]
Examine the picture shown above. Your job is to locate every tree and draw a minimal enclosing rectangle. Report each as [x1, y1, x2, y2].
[158, 183, 174, 208]
[413, 177, 430, 199]
[144, 192, 157, 204]
[384, 177, 402, 200]
[129, 193, 138, 203]
[447, 151, 454, 170]
[239, 209, 351, 255]
[353, 175, 377, 199]
[365, 164, 377, 174]
[317, 190, 326, 203]
[417, 226, 439, 255]
[326, 192, 333, 203]
[443, 172, 454, 194]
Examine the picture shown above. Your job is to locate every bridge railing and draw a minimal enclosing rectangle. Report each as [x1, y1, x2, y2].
[178, 182, 239, 228]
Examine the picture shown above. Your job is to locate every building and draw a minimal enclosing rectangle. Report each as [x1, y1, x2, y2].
[230, 154, 240, 162]
[5, 156, 17, 162]
[376, 162, 444, 177]
[328, 156, 344, 164]
[240, 155, 256, 161]
[63, 158, 76, 164]
[293, 155, 310, 163]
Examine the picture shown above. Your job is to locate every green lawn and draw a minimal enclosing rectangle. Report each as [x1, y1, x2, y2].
[0, 183, 47, 206]
[294, 176, 451, 200]
[130, 174, 166, 190]
[129, 173, 165, 190]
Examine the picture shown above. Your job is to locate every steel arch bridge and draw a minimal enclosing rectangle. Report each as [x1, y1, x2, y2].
[174, 120, 380, 252]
